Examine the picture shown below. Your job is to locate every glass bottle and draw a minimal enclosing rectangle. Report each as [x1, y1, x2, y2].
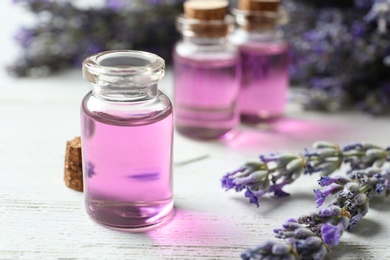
[81, 50, 174, 230]
[173, 0, 240, 139]
[229, 0, 289, 123]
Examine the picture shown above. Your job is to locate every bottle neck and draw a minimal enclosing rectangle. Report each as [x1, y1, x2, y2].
[232, 8, 285, 34]
[92, 83, 159, 102]
[182, 35, 228, 45]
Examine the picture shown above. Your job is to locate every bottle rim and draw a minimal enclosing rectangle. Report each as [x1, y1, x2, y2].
[83, 50, 165, 85]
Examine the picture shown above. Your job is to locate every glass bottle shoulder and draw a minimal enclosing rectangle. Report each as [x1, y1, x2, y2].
[229, 29, 288, 53]
[174, 39, 238, 61]
[81, 90, 172, 126]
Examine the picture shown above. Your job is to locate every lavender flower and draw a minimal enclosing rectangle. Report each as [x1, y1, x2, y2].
[222, 141, 390, 207]
[241, 169, 390, 260]
[317, 176, 351, 187]
[304, 141, 343, 176]
[235, 143, 390, 260]
[315, 167, 390, 229]
[297, 205, 349, 243]
[313, 184, 344, 207]
[247, 218, 328, 260]
[342, 142, 389, 171]
[222, 153, 305, 207]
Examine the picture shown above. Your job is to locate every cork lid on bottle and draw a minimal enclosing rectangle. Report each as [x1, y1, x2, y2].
[238, 0, 280, 12]
[235, 0, 281, 31]
[179, 0, 232, 38]
[184, 0, 228, 20]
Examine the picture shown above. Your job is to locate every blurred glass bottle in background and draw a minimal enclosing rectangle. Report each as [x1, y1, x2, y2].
[230, 0, 289, 123]
[173, 0, 240, 139]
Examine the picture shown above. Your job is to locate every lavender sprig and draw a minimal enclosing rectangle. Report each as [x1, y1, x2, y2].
[222, 141, 390, 207]
[241, 168, 390, 260]
[222, 153, 305, 207]
[316, 167, 390, 229]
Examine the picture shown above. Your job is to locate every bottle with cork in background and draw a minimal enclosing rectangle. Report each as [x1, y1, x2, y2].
[229, 0, 289, 123]
[173, 0, 241, 140]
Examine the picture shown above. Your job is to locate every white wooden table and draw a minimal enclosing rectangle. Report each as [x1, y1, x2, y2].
[1, 2, 390, 259]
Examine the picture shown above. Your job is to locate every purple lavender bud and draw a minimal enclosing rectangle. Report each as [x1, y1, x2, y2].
[259, 153, 281, 163]
[244, 188, 265, 207]
[342, 142, 364, 152]
[312, 244, 328, 260]
[241, 241, 296, 260]
[318, 205, 342, 217]
[221, 166, 248, 190]
[314, 184, 343, 207]
[294, 228, 316, 239]
[313, 189, 327, 207]
[348, 213, 364, 230]
[282, 221, 301, 231]
[317, 176, 333, 187]
[272, 243, 291, 255]
[270, 181, 291, 198]
[273, 188, 290, 198]
[321, 223, 342, 245]
[318, 176, 352, 187]
[233, 175, 255, 189]
[303, 236, 323, 249]
[221, 175, 236, 190]
[339, 183, 360, 199]
[353, 193, 368, 205]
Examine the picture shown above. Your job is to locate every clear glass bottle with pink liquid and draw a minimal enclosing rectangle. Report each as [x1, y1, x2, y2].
[230, 0, 289, 123]
[173, 1, 240, 139]
[81, 50, 174, 230]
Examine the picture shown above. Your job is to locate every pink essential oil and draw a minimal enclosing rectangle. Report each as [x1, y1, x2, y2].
[81, 50, 173, 230]
[239, 42, 289, 122]
[173, 54, 240, 139]
[173, 1, 240, 139]
[230, 0, 290, 123]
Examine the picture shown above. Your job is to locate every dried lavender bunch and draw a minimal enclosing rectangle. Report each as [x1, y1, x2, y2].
[242, 167, 390, 260]
[283, 0, 390, 114]
[8, 0, 183, 77]
[221, 141, 390, 207]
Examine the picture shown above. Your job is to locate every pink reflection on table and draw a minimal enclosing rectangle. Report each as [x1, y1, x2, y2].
[146, 208, 235, 246]
[226, 117, 352, 151]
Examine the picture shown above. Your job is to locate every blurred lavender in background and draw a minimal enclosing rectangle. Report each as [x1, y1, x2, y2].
[7, 0, 184, 77]
[283, 0, 390, 114]
[7, 0, 390, 114]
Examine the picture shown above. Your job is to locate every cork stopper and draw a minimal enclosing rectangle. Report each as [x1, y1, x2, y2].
[179, 0, 231, 38]
[64, 136, 83, 192]
[236, 0, 281, 31]
[184, 1, 228, 20]
[239, 0, 280, 12]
